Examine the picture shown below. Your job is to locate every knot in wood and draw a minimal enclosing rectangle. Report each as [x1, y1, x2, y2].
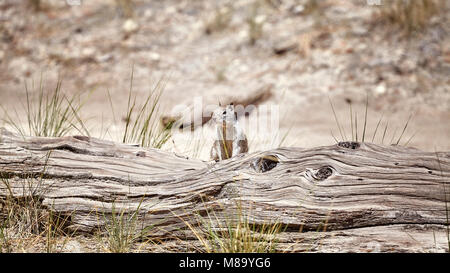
[338, 141, 360, 149]
[136, 151, 146, 157]
[315, 166, 333, 180]
[252, 155, 279, 173]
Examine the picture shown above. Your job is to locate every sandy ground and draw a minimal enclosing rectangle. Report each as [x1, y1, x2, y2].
[0, 0, 449, 161]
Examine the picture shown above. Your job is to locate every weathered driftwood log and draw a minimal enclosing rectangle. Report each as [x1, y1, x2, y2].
[161, 84, 272, 130]
[0, 128, 449, 252]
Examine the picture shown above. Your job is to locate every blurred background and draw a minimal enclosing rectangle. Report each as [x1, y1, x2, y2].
[0, 0, 449, 159]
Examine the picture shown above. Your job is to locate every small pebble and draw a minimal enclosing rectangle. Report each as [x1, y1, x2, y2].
[123, 19, 139, 33]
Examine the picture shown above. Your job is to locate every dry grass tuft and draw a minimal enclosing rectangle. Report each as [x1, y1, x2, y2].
[0, 155, 74, 253]
[121, 71, 171, 149]
[247, 1, 266, 45]
[329, 95, 415, 146]
[27, 0, 41, 11]
[205, 5, 234, 35]
[181, 202, 283, 253]
[115, 0, 135, 18]
[98, 202, 141, 253]
[377, 0, 447, 35]
[1, 78, 89, 138]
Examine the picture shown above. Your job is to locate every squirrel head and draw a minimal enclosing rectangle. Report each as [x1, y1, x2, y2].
[212, 104, 237, 124]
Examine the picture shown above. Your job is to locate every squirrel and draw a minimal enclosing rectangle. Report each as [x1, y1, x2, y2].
[210, 104, 249, 161]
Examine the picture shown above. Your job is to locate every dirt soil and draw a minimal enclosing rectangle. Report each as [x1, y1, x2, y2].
[0, 0, 449, 160]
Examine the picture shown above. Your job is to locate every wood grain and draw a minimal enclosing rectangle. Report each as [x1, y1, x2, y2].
[0, 128, 449, 252]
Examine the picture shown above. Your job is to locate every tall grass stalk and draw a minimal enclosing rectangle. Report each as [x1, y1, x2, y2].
[396, 113, 413, 145]
[362, 93, 368, 143]
[328, 96, 345, 142]
[382, 121, 389, 144]
[349, 102, 354, 141]
[372, 113, 384, 142]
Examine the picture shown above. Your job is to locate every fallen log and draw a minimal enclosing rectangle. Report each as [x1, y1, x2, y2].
[0, 128, 449, 252]
[161, 84, 272, 130]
